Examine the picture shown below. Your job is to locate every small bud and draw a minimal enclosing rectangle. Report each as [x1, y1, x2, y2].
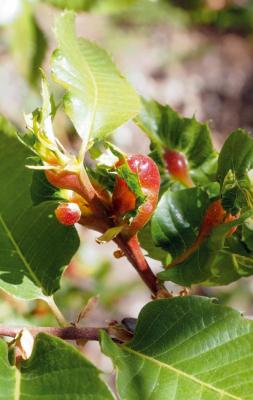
[55, 203, 81, 226]
[113, 249, 125, 259]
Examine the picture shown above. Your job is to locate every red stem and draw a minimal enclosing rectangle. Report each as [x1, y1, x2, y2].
[63, 168, 160, 295]
[115, 235, 158, 295]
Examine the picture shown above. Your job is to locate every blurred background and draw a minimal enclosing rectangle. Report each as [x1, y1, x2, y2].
[1, 0, 253, 373]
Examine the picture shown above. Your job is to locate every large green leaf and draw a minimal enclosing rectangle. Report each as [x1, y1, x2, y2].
[51, 11, 140, 150]
[0, 340, 16, 399]
[9, 1, 47, 86]
[135, 98, 218, 188]
[0, 333, 114, 399]
[0, 119, 79, 299]
[101, 296, 253, 400]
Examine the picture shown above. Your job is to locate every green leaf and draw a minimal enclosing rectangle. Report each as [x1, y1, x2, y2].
[51, 11, 140, 151]
[139, 222, 171, 264]
[9, 1, 47, 86]
[158, 210, 253, 286]
[0, 340, 16, 399]
[217, 129, 253, 214]
[87, 165, 115, 193]
[0, 121, 79, 299]
[30, 170, 60, 205]
[97, 225, 124, 243]
[116, 162, 147, 216]
[151, 187, 210, 258]
[101, 296, 253, 400]
[88, 142, 146, 221]
[242, 221, 253, 252]
[135, 98, 218, 187]
[0, 333, 114, 399]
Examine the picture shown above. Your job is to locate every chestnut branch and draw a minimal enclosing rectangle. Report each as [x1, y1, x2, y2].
[0, 326, 106, 341]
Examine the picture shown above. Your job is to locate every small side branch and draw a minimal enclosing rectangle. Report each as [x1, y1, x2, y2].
[0, 326, 106, 341]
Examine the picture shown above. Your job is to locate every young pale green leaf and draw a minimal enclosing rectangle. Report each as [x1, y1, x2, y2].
[217, 129, 253, 213]
[158, 210, 253, 286]
[0, 333, 114, 399]
[101, 296, 253, 400]
[0, 121, 79, 299]
[9, 1, 47, 86]
[135, 98, 218, 187]
[52, 11, 140, 151]
[151, 187, 210, 258]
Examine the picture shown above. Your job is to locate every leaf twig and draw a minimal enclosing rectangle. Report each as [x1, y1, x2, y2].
[45, 297, 68, 327]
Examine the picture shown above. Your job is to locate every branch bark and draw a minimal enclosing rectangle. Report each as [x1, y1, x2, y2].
[0, 326, 106, 341]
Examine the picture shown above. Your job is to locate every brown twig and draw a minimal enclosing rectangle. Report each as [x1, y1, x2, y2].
[0, 326, 106, 341]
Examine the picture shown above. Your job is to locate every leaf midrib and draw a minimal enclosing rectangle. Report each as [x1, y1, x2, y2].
[64, 37, 98, 141]
[14, 367, 21, 400]
[0, 212, 43, 291]
[79, 41, 98, 138]
[124, 346, 242, 400]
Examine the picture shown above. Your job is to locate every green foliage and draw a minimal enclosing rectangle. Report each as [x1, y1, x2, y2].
[151, 187, 210, 257]
[9, 1, 47, 86]
[0, 340, 16, 399]
[165, 0, 253, 34]
[2, 333, 113, 399]
[52, 11, 140, 152]
[139, 222, 171, 264]
[135, 105, 253, 287]
[218, 129, 253, 214]
[158, 210, 253, 286]
[102, 296, 253, 400]
[31, 170, 61, 205]
[135, 98, 218, 189]
[0, 120, 79, 299]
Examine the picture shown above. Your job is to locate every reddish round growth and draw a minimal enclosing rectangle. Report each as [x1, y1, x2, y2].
[170, 199, 239, 267]
[164, 149, 193, 187]
[112, 154, 160, 237]
[199, 199, 239, 239]
[55, 202, 81, 226]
